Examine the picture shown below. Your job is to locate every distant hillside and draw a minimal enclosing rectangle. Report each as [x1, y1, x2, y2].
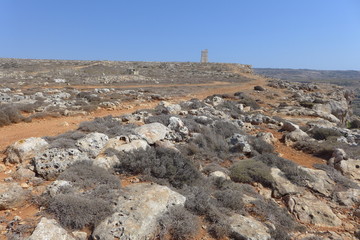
[254, 68, 360, 87]
[255, 68, 360, 116]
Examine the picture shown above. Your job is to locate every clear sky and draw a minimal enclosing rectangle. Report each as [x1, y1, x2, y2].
[1, 0, 360, 70]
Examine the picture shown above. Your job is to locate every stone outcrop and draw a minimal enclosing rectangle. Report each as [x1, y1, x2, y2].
[33, 148, 89, 180]
[0, 182, 27, 210]
[134, 123, 170, 144]
[75, 132, 109, 158]
[27, 217, 75, 240]
[286, 192, 342, 227]
[229, 214, 271, 240]
[92, 183, 186, 240]
[5, 137, 49, 164]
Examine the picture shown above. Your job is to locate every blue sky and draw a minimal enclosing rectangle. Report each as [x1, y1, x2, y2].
[1, 0, 360, 70]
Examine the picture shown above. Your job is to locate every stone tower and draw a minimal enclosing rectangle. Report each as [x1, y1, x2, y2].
[201, 49, 208, 63]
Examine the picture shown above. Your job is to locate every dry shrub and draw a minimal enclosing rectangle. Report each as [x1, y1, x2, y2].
[229, 159, 273, 187]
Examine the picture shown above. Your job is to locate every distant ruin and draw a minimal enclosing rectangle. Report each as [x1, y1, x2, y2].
[200, 49, 208, 63]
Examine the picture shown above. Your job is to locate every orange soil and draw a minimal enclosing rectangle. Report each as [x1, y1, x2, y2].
[269, 129, 326, 168]
[0, 75, 334, 239]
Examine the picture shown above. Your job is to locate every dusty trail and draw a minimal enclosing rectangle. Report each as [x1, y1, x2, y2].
[0, 75, 266, 152]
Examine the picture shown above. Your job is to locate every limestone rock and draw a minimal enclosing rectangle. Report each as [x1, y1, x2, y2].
[93, 155, 119, 170]
[158, 101, 182, 114]
[338, 159, 360, 181]
[284, 129, 309, 145]
[335, 188, 360, 206]
[168, 116, 189, 136]
[102, 136, 149, 153]
[256, 132, 276, 145]
[47, 180, 73, 197]
[281, 121, 299, 132]
[75, 132, 109, 158]
[92, 183, 186, 240]
[5, 137, 49, 164]
[33, 148, 89, 180]
[229, 214, 271, 240]
[27, 217, 75, 240]
[299, 167, 335, 197]
[134, 122, 170, 144]
[0, 182, 27, 210]
[227, 134, 251, 153]
[13, 167, 36, 180]
[286, 192, 342, 227]
[270, 168, 304, 197]
[205, 95, 224, 106]
[209, 171, 230, 180]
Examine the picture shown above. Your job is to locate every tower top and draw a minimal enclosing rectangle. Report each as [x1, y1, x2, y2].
[200, 49, 208, 63]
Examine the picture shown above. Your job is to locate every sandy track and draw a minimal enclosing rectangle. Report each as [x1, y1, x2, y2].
[0, 76, 266, 152]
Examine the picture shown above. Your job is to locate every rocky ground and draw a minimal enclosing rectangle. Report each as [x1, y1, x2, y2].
[0, 60, 360, 240]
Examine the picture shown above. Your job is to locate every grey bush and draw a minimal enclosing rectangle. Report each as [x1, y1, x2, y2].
[255, 154, 314, 187]
[229, 159, 274, 187]
[113, 147, 201, 188]
[158, 206, 199, 240]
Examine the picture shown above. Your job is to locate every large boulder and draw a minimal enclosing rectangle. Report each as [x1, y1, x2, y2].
[270, 168, 304, 197]
[227, 134, 252, 153]
[0, 182, 27, 210]
[134, 123, 170, 144]
[229, 214, 271, 240]
[281, 121, 299, 132]
[27, 217, 75, 240]
[334, 188, 360, 206]
[256, 132, 276, 145]
[13, 167, 36, 180]
[284, 129, 309, 145]
[299, 167, 335, 197]
[75, 132, 109, 158]
[33, 148, 89, 180]
[5, 137, 49, 164]
[92, 183, 186, 240]
[337, 159, 360, 181]
[168, 117, 189, 136]
[286, 192, 342, 227]
[94, 136, 149, 169]
[157, 101, 182, 114]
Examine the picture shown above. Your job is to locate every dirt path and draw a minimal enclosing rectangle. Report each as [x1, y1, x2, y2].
[269, 130, 326, 168]
[0, 76, 266, 152]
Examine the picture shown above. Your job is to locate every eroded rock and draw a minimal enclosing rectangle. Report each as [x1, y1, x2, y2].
[33, 148, 89, 180]
[0, 182, 27, 210]
[134, 123, 170, 144]
[5, 137, 49, 164]
[92, 183, 186, 240]
[286, 192, 342, 227]
[229, 214, 271, 240]
[28, 217, 75, 240]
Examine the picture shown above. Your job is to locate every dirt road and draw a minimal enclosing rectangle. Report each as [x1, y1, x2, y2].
[0, 75, 266, 151]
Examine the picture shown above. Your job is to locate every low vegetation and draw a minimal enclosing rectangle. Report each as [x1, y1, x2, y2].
[230, 159, 273, 187]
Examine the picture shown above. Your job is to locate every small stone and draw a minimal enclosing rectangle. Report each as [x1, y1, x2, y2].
[4, 177, 13, 182]
[20, 183, 30, 188]
[0, 164, 6, 172]
[72, 231, 88, 240]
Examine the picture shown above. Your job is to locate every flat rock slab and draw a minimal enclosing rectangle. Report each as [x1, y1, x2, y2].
[75, 132, 109, 158]
[134, 123, 170, 144]
[28, 217, 75, 240]
[92, 183, 186, 240]
[299, 167, 335, 197]
[0, 182, 27, 210]
[229, 214, 271, 240]
[5, 137, 49, 164]
[288, 192, 342, 227]
[271, 168, 304, 197]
